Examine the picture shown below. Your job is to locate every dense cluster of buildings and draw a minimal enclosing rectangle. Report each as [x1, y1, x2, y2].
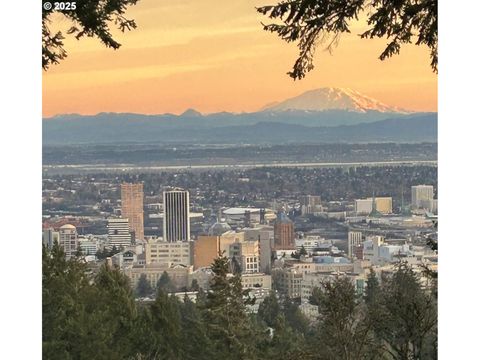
[42, 182, 437, 316]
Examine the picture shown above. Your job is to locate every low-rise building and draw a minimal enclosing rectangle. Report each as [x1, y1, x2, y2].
[78, 238, 98, 256]
[145, 238, 193, 266]
[272, 268, 303, 299]
[231, 240, 260, 274]
[241, 273, 272, 290]
[355, 197, 393, 215]
[124, 263, 192, 290]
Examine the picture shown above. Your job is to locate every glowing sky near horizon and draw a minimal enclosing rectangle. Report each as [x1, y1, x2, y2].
[42, 0, 437, 117]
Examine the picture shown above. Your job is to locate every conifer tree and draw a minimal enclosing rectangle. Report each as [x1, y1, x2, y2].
[283, 297, 309, 335]
[157, 271, 176, 293]
[179, 297, 215, 360]
[310, 277, 377, 360]
[42, 243, 92, 359]
[203, 254, 258, 359]
[266, 315, 309, 360]
[257, 291, 281, 328]
[136, 273, 153, 298]
[376, 264, 437, 359]
[147, 289, 183, 359]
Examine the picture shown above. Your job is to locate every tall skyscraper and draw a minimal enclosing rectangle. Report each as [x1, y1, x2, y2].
[348, 231, 363, 258]
[107, 218, 132, 248]
[59, 224, 78, 259]
[121, 183, 144, 241]
[411, 185, 434, 211]
[273, 211, 295, 250]
[163, 189, 190, 242]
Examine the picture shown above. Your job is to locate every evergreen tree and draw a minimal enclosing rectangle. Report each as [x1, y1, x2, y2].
[43, 243, 91, 359]
[310, 277, 378, 360]
[258, 0, 437, 79]
[283, 297, 309, 335]
[265, 315, 309, 360]
[203, 254, 258, 359]
[146, 289, 183, 359]
[257, 291, 281, 328]
[42, 0, 140, 70]
[136, 273, 153, 298]
[299, 245, 308, 257]
[375, 264, 437, 359]
[43, 245, 138, 359]
[364, 269, 381, 306]
[157, 271, 176, 293]
[90, 263, 137, 358]
[190, 278, 200, 292]
[231, 256, 243, 274]
[179, 297, 215, 360]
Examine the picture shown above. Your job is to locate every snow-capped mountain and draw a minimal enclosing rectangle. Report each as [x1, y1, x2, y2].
[261, 87, 410, 113]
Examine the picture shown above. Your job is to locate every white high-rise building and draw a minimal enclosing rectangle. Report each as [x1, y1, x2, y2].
[163, 189, 190, 242]
[107, 218, 131, 248]
[411, 185, 434, 211]
[59, 224, 78, 259]
[348, 231, 363, 258]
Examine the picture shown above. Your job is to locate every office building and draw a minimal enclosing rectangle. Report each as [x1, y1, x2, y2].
[59, 224, 78, 260]
[145, 238, 193, 266]
[354, 197, 392, 215]
[348, 231, 363, 258]
[121, 183, 144, 241]
[230, 240, 260, 274]
[43, 228, 59, 249]
[78, 238, 98, 255]
[107, 218, 132, 248]
[194, 231, 244, 269]
[241, 273, 272, 290]
[272, 268, 303, 299]
[163, 189, 190, 242]
[411, 185, 435, 211]
[244, 227, 274, 273]
[300, 195, 323, 215]
[273, 211, 295, 250]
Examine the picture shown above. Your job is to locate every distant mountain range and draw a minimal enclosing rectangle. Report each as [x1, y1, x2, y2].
[43, 88, 436, 145]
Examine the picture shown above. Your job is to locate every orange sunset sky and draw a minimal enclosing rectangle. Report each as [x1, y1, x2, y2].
[42, 0, 437, 117]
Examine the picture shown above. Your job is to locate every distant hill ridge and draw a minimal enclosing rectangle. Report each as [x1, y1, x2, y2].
[43, 87, 435, 144]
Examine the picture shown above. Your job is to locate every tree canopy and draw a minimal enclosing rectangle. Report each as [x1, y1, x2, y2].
[42, 0, 140, 70]
[258, 0, 438, 79]
[43, 245, 437, 359]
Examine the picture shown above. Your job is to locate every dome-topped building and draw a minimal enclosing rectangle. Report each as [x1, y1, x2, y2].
[208, 219, 232, 236]
[208, 209, 232, 236]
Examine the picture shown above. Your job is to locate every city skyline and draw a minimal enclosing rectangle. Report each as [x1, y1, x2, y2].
[42, 0, 437, 117]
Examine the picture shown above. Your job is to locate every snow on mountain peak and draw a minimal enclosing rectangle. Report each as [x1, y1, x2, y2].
[261, 87, 410, 113]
